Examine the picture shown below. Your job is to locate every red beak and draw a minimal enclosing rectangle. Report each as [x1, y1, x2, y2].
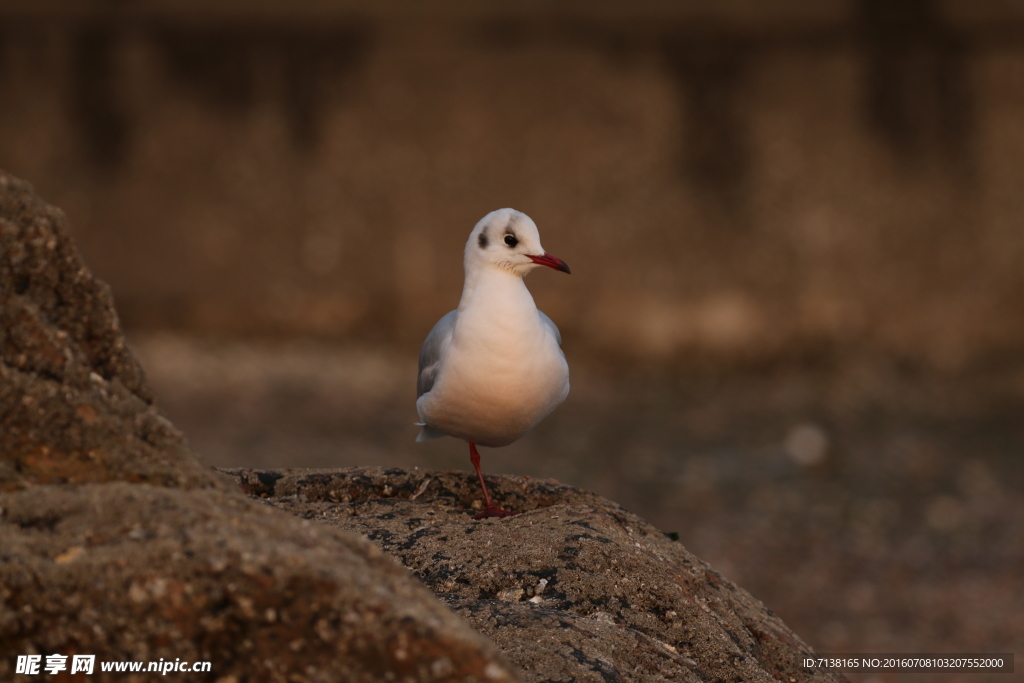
[527, 252, 571, 274]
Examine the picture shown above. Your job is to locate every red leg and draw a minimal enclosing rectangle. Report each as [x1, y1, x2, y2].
[468, 441, 516, 519]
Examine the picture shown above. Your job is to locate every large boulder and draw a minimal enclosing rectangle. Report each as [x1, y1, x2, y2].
[0, 172, 210, 491]
[227, 467, 846, 683]
[0, 170, 518, 683]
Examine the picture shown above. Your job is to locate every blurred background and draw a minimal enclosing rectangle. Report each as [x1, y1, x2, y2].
[2, 0, 1022, 679]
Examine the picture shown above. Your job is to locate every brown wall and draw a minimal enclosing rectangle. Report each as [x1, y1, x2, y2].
[2, 0, 1023, 370]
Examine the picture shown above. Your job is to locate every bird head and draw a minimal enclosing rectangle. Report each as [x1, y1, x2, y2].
[464, 208, 571, 278]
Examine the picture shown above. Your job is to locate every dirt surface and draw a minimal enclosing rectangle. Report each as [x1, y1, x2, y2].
[225, 466, 847, 683]
[0, 169, 518, 683]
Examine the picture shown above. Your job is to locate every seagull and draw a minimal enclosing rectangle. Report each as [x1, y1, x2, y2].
[416, 209, 571, 519]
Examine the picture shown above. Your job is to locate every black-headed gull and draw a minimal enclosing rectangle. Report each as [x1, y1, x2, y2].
[416, 209, 571, 518]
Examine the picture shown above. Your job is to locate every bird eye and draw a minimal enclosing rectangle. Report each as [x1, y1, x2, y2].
[504, 234, 518, 247]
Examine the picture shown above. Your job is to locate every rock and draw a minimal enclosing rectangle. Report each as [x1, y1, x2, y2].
[0, 170, 519, 683]
[0, 172, 214, 492]
[0, 483, 517, 683]
[224, 467, 847, 683]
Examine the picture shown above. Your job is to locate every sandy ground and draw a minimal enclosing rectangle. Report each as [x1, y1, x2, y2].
[130, 333, 1024, 683]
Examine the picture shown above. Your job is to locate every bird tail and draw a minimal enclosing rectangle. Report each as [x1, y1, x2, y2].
[414, 422, 448, 442]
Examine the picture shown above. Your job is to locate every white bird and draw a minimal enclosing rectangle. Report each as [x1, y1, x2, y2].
[416, 208, 571, 518]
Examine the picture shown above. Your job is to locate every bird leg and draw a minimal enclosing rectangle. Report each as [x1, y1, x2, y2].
[468, 441, 516, 519]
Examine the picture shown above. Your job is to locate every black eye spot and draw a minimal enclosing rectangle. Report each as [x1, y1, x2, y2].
[503, 234, 518, 248]
[478, 232, 488, 249]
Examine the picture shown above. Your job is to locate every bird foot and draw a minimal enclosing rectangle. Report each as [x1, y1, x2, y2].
[473, 507, 519, 520]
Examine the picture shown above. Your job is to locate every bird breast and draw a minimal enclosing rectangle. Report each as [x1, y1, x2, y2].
[418, 288, 569, 447]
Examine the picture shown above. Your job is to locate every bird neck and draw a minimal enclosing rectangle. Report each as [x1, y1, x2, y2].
[457, 266, 534, 319]
[461, 263, 521, 299]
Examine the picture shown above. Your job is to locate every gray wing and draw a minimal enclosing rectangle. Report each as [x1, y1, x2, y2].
[539, 311, 562, 346]
[417, 310, 457, 398]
